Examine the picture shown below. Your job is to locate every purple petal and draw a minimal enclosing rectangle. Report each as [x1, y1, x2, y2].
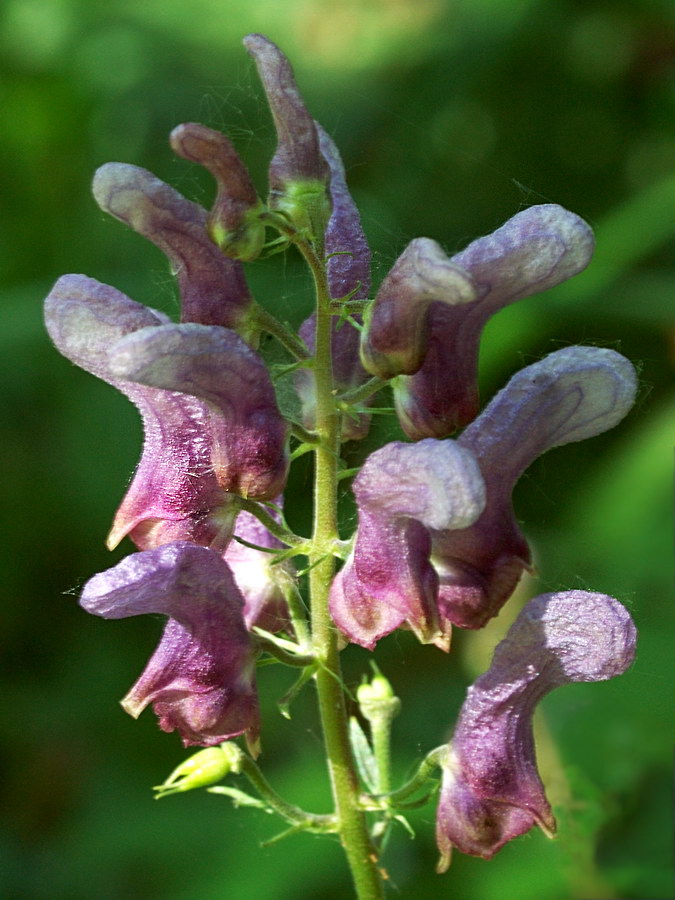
[109, 323, 290, 502]
[394, 205, 595, 438]
[295, 125, 373, 441]
[44, 275, 231, 550]
[170, 123, 265, 262]
[360, 238, 476, 379]
[329, 440, 485, 649]
[80, 542, 260, 748]
[436, 590, 636, 864]
[242, 34, 329, 190]
[224, 504, 293, 633]
[433, 346, 638, 629]
[92, 163, 253, 329]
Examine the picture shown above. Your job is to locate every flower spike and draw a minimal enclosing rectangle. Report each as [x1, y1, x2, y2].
[80, 542, 261, 750]
[436, 590, 637, 865]
[433, 346, 638, 629]
[393, 204, 595, 438]
[170, 123, 266, 262]
[329, 440, 485, 649]
[92, 162, 254, 331]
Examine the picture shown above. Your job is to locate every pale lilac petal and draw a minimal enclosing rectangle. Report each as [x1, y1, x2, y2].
[92, 163, 253, 328]
[330, 440, 485, 649]
[433, 346, 638, 628]
[394, 205, 595, 438]
[436, 590, 636, 864]
[80, 542, 260, 748]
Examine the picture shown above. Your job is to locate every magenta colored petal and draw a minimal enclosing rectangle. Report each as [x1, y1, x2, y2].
[394, 204, 595, 438]
[295, 124, 373, 440]
[330, 440, 485, 649]
[360, 238, 476, 379]
[92, 163, 253, 328]
[109, 322, 289, 502]
[433, 346, 637, 628]
[436, 590, 636, 863]
[224, 505, 293, 633]
[80, 542, 260, 748]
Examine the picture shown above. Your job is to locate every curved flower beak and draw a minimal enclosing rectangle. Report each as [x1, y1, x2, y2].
[80, 542, 261, 750]
[433, 345, 637, 628]
[436, 590, 637, 865]
[92, 162, 254, 333]
[44, 275, 289, 551]
[329, 439, 485, 649]
[393, 204, 595, 438]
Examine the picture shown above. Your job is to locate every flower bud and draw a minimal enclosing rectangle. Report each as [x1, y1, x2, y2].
[170, 123, 266, 262]
[154, 743, 243, 797]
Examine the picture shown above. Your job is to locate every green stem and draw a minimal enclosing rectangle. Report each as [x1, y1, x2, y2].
[253, 305, 311, 361]
[305, 241, 385, 900]
[236, 497, 306, 548]
[386, 746, 445, 806]
[338, 376, 387, 408]
[238, 754, 335, 831]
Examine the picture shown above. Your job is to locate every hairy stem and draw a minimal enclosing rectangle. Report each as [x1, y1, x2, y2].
[303, 238, 385, 899]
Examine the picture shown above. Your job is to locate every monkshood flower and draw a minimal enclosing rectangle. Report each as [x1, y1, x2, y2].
[432, 345, 637, 629]
[329, 440, 486, 650]
[296, 124, 373, 440]
[224, 506, 294, 633]
[92, 162, 255, 335]
[363, 204, 595, 439]
[44, 275, 289, 551]
[80, 542, 260, 751]
[435, 590, 637, 865]
[169, 122, 266, 263]
[243, 33, 331, 242]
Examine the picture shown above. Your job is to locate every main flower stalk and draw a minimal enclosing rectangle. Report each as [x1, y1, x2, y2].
[304, 237, 385, 899]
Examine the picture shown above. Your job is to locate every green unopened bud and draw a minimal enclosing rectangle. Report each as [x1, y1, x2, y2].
[153, 743, 243, 798]
[357, 671, 401, 723]
[271, 178, 331, 247]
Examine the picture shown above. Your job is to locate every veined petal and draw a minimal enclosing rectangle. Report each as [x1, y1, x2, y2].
[295, 124, 373, 440]
[436, 590, 636, 864]
[330, 440, 485, 649]
[80, 542, 260, 749]
[360, 238, 476, 379]
[243, 33, 330, 240]
[109, 323, 289, 501]
[92, 162, 253, 329]
[433, 346, 638, 628]
[224, 504, 294, 633]
[170, 123, 265, 262]
[394, 205, 595, 439]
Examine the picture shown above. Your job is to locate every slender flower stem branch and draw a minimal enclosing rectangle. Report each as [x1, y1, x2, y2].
[236, 497, 307, 548]
[338, 376, 388, 408]
[385, 746, 445, 806]
[253, 305, 311, 361]
[304, 238, 385, 900]
[290, 421, 319, 445]
[237, 753, 336, 831]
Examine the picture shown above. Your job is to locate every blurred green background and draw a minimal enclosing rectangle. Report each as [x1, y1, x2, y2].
[1, 0, 673, 897]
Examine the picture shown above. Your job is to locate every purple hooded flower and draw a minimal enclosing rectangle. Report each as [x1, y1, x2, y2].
[436, 590, 637, 865]
[388, 205, 595, 439]
[329, 440, 485, 650]
[243, 33, 330, 242]
[432, 345, 637, 629]
[295, 124, 373, 440]
[92, 162, 254, 333]
[360, 238, 476, 379]
[224, 505, 294, 633]
[169, 122, 265, 262]
[44, 275, 289, 551]
[80, 542, 260, 750]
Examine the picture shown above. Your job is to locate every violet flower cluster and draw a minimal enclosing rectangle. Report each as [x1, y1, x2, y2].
[45, 33, 638, 866]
